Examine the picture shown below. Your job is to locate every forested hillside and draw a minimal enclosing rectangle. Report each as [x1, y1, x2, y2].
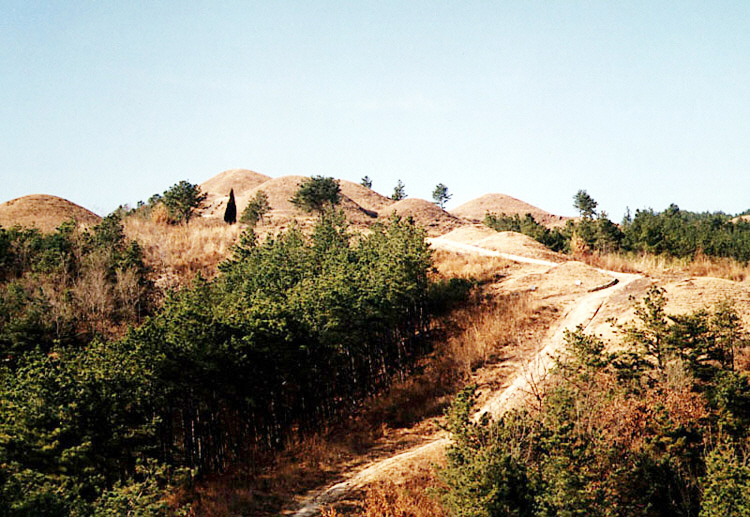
[0, 212, 439, 514]
[486, 200, 750, 264]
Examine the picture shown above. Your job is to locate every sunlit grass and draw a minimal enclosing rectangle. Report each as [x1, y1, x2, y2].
[578, 251, 750, 282]
[123, 214, 244, 289]
[432, 248, 511, 283]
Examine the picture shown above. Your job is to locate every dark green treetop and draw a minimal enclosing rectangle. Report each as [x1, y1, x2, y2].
[290, 176, 341, 215]
[573, 189, 598, 219]
[240, 190, 271, 226]
[391, 179, 406, 201]
[162, 180, 207, 224]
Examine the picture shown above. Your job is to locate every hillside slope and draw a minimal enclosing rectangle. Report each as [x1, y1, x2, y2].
[236, 175, 379, 227]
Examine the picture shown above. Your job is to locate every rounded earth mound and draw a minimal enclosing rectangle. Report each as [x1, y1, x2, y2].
[0, 194, 101, 232]
[200, 168, 272, 218]
[451, 193, 571, 228]
[380, 198, 465, 236]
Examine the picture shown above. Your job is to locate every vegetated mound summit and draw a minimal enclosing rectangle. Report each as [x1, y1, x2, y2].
[338, 179, 395, 213]
[200, 168, 272, 217]
[0, 194, 101, 232]
[380, 198, 464, 236]
[451, 193, 571, 228]
[200, 170, 394, 223]
[233, 175, 379, 226]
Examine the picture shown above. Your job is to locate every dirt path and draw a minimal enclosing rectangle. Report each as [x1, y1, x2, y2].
[480, 268, 639, 417]
[427, 236, 561, 267]
[291, 241, 641, 517]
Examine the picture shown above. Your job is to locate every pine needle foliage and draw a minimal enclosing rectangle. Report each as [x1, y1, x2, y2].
[240, 190, 270, 226]
[289, 176, 342, 215]
[162, 180, 207, 224]
[432, 183, 452, 209]
[392, 179, 407, 201]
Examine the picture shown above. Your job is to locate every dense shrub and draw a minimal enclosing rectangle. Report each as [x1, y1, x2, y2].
[483, 213, 568, 252]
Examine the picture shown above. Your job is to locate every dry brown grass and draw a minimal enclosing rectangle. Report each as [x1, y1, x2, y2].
[442, 292, 538, 377]
[432, 248, 512, 283]
[360, 290, 539, 431]
[432, 248, 541, 377]
[123, 214, 244, 290]
[686, 253, 749, 282]
[322, 464, 447, 516]
[580, 251, 750, 282]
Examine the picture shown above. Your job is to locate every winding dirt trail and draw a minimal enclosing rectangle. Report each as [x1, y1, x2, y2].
[291, 241, 641, 516]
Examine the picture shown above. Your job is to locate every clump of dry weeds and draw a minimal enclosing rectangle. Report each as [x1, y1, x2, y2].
[357, 466, 447, 517]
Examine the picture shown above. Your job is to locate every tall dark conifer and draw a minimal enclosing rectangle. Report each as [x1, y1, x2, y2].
[224, 189, 237, 224]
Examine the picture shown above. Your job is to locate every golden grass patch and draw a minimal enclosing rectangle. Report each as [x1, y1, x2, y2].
[123, 215, 244, 289]
[580, 251, 750, 282]
[432, 248, 511, 283]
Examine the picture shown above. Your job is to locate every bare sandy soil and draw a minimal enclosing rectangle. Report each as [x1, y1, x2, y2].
[434, 226, 566, 263]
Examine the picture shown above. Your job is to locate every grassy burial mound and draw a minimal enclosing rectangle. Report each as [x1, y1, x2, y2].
[199, 168, 272, 218]
[380, 198, 465, 236]
[0, 194, 101, 232]
[451, 192, 571, 228]
[338, 179, 395, 214]
[236, 175, 378, 227]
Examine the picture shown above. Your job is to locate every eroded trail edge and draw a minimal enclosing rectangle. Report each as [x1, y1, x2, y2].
[292, 241, 641, 516]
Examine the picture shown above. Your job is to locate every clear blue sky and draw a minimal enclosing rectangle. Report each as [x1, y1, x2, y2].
[2, 1, 749, 219]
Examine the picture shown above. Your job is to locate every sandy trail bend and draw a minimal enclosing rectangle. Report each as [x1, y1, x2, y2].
[292, 241, 641, 516]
